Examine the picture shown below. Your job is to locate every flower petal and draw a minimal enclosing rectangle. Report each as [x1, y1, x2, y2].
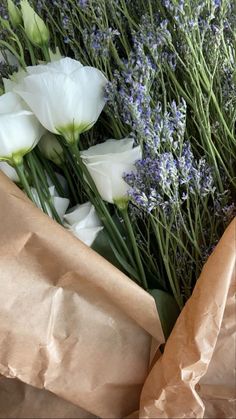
[27, 57, 83, 76]
[81, 138, 135, 160]
[15, 73, 79, 133]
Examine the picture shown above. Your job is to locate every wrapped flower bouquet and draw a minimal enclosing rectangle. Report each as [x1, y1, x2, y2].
[0, 0, 235, 418]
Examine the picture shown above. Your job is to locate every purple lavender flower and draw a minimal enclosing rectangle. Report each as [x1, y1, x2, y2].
[82, 26, 120, 58]
[77, 0, 88, 8]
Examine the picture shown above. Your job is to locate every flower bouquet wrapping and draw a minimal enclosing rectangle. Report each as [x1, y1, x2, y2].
[0, 173, 235, 418]
[0, 0, 235, 418]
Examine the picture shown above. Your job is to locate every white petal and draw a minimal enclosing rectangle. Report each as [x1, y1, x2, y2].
[3, 69, 27, 93]
[70, 66, 107, 131]
[64, 202, 91, 225]
[15, 73, 79, 133]
[48, 185, 56, 196]
[0, 112, 44, 159]
[64, 202, 102, 228]
[3, 78, 16, 93]
[27, 57, 83, 76]
[71, 226, 103, 246]
[85, 164, 115, 203]
[81, 138, 134, 160]
[0, 92, 26, 113]
[16, 64, 107, 139]
[52, 196, 70, 219]
[0, 162, 19, 182]
[84, 152, 140, 203]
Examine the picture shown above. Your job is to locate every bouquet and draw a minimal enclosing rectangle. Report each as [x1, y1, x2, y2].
[0, 0, 235, 417]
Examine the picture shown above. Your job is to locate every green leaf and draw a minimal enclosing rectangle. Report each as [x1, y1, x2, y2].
[149, 289, 180, 340]
[92, 228, 141, 283]
[92, 228, 122, 270]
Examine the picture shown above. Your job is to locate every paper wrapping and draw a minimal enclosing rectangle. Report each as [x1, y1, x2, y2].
[139, 216, 236, 418]
[0, 172, 164, 418]
[0, 171, 235, 418]
[0, 376, 96, 418]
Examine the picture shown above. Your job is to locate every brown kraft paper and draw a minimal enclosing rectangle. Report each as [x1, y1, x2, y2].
[0, 172, 164, 418]
[0, 171, 235, 418]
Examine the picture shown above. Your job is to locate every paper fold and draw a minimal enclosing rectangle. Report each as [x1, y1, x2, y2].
[139, 218, 236, 418]
[0, 172, 164, 418]
[0, 172, 235, 419]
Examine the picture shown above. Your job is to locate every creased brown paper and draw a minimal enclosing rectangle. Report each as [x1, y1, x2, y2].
[0, 375, 96, 418]
[0, 171, 235, 419]
[0, 172, 164, 419]
[139, 217, 236, 418]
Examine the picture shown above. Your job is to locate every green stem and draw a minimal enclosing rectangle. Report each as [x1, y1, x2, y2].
[151, 216, 183, 309]
[120, 207, 148, 290]
[62, 162, 78, 204]
[35, 150, 66, 198]
[14, 161, 35, 202]
[27, 153, 63, 225]
[27, 153, 50, 216]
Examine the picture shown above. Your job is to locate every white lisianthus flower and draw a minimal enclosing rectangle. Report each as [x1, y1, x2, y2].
[81, 138, 142, 204]
[0, 92, 45, 164]
[39, 132, 64, 166]
[15, 57, 108, 144]
[32, 185, 70, 220]
[64, 202, 103, 247]
[0, 161, 19, 182]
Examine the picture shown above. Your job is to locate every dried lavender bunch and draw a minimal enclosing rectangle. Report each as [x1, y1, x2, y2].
[124, 101, 235, 307]
[159, 0, 236, 188]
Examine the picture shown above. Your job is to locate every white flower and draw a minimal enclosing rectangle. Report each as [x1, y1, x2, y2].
[15, 57, 108, 143]
[32, 185, 70, 220]
[81, 138, 142, 204]
[0, 92, 45, 164]
[39, 132, 64, 166]
[0, 161, 19, 182]
[64, 202, 103, 246]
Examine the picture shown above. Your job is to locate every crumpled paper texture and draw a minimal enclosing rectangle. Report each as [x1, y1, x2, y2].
[0, 172, 164, 418]
[0, 171, 235, 418]
[139, 215, 236, 418]
[0, 376, 96, 418]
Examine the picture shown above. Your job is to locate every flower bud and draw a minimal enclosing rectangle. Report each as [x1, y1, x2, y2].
[20, 0, 50, 47]
[39, 132, 64, 166]
[7, 0, 22, 28]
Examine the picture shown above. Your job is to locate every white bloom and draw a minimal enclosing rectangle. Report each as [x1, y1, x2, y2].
[64, 202, 103, 246]
[15, 57, 108, 143]
[0, 161, 19, 182]
[39, 132, 64, 166]
[81, 138, 142, 204]
[32, 185, 70, 220]
[0, 92, 45, 163]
